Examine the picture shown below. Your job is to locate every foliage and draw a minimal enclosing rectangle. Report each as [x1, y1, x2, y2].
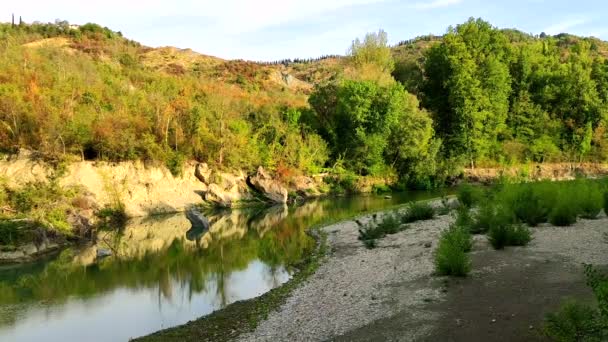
[545, 265, 608, 341]
[457, 183, 482, 208]
[401, 201, 435, 223]
[434, 224, 472, 277]
[488, 221, 532, 250]
[356, 213, 406, 248]
[1, 180, 78, 237]
[454, 206, 475, 230]
[577, 181, 604, 219]
[549, 198, 579, 226]
[544, 301, 606, 342]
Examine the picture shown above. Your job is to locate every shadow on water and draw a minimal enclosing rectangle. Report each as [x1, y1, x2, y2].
[0, 190, 445, 342]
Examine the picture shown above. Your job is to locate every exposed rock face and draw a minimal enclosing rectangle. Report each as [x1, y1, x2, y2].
[0, 238, 61, 263]
[464, 163, 608, 184]
[0, 154, 207, 217]
[203, 171, 252, 207]
[194, 163, 211, 184]
[292, 175, 320, 197]
[248, 166, 288, 204]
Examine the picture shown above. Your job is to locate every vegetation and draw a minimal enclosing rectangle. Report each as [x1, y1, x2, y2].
[545, 265, 608, 341]
[434, 224, 472, 277]
[487, 221, 532, 249]
[457, 184, 482, 208]
[5, 17, 608, 193]
[401, 201, 435, 223]
[357, 213, 406, 248]
[0, 172, 84, 245]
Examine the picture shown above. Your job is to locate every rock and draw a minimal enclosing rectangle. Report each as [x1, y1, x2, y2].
[21, 243, 38, 256]
[194, 163, 212, 184]
[185, 208, 210, 230]
[384, 195, 392, 199]
[96, 248, 112, 259]
[248, 166, 288, 204]
[292, 176, 320, 197]
[424, 241, 432, 248]
[68, 213, 94, 237]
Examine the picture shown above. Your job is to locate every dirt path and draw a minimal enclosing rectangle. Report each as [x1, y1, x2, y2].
[239, 212, 608, 342]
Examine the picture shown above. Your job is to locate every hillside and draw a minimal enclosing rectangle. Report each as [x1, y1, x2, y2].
[2, 19, 608, 181]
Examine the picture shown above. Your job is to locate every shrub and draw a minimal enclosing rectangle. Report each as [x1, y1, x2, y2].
[544, 301, 604, 342]
[357, 212, 406, 248]
[402, 201, 435, 223]
[507, 185, 551, 226]
[577, 183, 603, 219]
[372, 183, 391, 194]
[457, 183, 482, 208]
[488, 222, 532, 250]
[472, 202, 496, 234]
[435, 225, 472, 276]
[549, 200, 578, 226]
[454, 206, 474, 230]
[545, 265, 608, 341]
[96, 204, 128, 229]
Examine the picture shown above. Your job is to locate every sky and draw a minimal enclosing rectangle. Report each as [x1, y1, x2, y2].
[2, 0, 608, 61]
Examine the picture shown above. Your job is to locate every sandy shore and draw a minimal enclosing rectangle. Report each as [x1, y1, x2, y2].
[239, 209, 608, 342]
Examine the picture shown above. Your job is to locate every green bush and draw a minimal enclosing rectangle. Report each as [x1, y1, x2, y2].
[435, 225, 472, 276]
[472, 202, 497, 234]
[357, 212, 406, 248]
[549, 199, 578, 226]
[372, 184, 391, 194]
[488, 222, 532, 250]
[577, 182, 603, 219]
[457, 183, 482, 208]
[507, 184, 552, 226]
[544, 301, 605, 342]
[454, 206, 475, 230]
[402, 201, 435, 223]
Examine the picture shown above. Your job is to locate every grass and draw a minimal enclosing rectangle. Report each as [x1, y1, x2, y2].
[434, 224, 472, 277]
[545, 265, 608, 341]
[544, 301, 605, 341]
[402, 201, 435, 223]
[577, 181, 603, 219]
[357, 212, 407, 248]
[488, 222, 532, 249]
[457, 183, 482, 208]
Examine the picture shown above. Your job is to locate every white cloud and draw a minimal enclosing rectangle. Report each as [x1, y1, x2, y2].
[542, 18, 589, 35]
[411, 0, 463, 10]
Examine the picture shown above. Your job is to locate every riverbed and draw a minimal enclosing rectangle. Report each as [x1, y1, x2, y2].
[0, 191, 443, 342]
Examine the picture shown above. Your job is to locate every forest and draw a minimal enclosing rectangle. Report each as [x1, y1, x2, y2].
[1, 18, 608, 189]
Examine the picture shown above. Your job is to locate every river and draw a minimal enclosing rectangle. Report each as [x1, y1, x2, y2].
[0, 191, 444, 342]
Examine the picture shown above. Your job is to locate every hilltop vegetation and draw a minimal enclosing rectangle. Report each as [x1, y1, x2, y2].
[1, 18, 608, 187]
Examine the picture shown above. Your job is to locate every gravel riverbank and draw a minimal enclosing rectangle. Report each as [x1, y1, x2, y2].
[239, 210, 608, 341]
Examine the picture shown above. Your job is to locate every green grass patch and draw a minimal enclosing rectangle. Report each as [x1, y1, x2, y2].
[357, 212, 407, 248]
[401, 201, 435, 223]
[434, 224, 472, 277]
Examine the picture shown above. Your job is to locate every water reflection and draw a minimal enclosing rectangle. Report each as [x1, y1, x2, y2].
[0, 191, 444, 342]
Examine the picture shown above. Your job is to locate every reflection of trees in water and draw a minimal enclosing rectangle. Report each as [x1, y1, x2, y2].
[0, 206, 316, 316]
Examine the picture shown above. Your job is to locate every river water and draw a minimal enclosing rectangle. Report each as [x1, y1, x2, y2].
[0, 191, 443, 342]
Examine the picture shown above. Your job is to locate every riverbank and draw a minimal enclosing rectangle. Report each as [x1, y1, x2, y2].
[236, 210, 608, 341]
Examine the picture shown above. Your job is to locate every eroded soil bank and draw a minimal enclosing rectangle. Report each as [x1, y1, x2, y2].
[239, 211, 608, 342]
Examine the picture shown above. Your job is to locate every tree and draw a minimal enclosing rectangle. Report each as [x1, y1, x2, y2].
[423, 18, 512, 167]
[349, 29, 395, 73]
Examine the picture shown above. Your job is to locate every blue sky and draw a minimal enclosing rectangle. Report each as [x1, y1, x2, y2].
[2, 0, 608, 61]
